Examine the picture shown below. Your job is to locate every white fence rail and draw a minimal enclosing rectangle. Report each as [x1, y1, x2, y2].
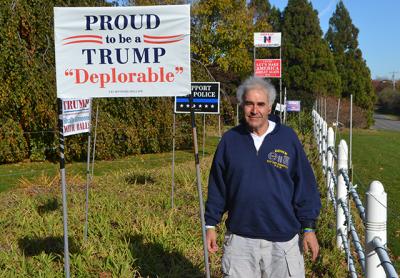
[312, 109, 399, 278]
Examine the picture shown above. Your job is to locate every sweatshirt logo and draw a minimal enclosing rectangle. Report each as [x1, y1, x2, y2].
[266, 149, 290, 169]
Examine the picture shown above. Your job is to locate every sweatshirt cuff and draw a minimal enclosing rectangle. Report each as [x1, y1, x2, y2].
[300, 220, 316, 230]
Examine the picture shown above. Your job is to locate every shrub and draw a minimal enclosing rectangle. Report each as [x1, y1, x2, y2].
[0, 118, 28, 163]
[376, 88, 400, 114]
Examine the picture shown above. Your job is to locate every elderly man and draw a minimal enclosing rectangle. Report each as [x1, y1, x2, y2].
[205, 76, 321, 277]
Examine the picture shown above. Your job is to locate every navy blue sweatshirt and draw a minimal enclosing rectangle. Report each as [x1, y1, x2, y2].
[205, 115, 321, 242]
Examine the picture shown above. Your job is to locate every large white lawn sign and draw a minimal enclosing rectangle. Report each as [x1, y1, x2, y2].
[54, 5, 190, 98]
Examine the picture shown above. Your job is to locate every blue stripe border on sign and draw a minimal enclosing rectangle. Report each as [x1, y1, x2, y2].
[176, 98, 218, 103]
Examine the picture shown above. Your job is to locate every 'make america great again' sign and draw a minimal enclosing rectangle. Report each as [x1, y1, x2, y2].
[54, 5, 190, 98]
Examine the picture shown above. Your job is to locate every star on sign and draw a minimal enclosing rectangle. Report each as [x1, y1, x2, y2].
[186, 104, 190, 108]
[211, 105, 214, 108]
[205, 105, 208, 108]
[180, 104, 184, 107]
[199, 104, 202, 108]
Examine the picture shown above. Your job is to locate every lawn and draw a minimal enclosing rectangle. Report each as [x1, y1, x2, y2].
[337, 128, 400, 267]
[0, 133, 346, 277]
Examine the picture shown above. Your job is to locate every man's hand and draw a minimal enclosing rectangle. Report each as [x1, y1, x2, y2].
[206, 228, 219, 254]
[303, 232, 319, 261]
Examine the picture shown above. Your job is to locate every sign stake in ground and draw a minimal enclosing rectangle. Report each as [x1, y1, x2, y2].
[202, 114, 206, 158]
[189, 94, 211, 278]
[84, 110, 93, 242]
[58, 99, 71, 278]
[91, 103, 99, 179]
[171, 111, 176, 209]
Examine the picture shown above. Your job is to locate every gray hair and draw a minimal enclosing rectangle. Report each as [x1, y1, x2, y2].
[236, 76, 276, 106]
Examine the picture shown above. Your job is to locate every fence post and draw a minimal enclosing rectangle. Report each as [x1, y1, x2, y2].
[312, 110, 316, 138]
[318, 117, 323, 160]
[327, 127, 334, 201]
[313, 110, 318, 140]
[365, 181, 387, 278]
[337, 140, 348, 249]
[322, 121, 327, 174]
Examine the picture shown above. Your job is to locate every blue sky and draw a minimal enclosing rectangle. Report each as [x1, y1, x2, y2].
[269, 0, 400, 80]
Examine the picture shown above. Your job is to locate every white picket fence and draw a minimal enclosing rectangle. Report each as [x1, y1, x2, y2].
[312, 110, 399, 278]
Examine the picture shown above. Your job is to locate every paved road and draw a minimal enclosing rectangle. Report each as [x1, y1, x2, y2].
[372, 113, 400, 131]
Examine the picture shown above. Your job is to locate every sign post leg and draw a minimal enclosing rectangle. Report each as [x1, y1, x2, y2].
[171, 112, 176, 209]
[189, 96, 210, 278]
[236, 104, 239, 125]
[202, 114, 206, 158]
[83, 132, 91, 242]
[91, 104, 99, 178]
[58, 99, 71, 278]
[218, 114, 221, 138]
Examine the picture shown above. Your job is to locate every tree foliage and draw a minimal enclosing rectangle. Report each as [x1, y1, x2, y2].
[325, 1, 375, 125]
[191, 0, 271, 83]
[281, 0, 341, 108]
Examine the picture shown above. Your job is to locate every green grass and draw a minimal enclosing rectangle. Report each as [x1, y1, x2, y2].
[337, 128, 400, 268]
[0, 133, 347, 277]
[0, 149, 205, 193]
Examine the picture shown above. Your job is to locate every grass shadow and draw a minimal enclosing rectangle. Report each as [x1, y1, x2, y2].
[37, 197, 60, 215]
[123, 233, 204, 278]
[124, 172, 156, 185]
[18, 236, 80, 259]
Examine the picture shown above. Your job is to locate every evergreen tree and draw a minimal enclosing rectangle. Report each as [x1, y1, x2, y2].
[281, 0, 341, 108]
[325, 1, 375, 125]
[268, 6, 282, 32]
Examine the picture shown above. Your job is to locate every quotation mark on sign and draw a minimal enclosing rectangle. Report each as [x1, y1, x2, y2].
[64, 69, 74, 76]
[175, 67, 184, 74]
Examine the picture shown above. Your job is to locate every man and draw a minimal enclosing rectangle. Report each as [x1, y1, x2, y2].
[205, 76, 321, 277]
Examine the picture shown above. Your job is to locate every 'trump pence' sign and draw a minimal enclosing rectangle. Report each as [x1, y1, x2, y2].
[62, 98, 91, 136]
[254, 32, 281, 47]
[54, 5, 191, 98]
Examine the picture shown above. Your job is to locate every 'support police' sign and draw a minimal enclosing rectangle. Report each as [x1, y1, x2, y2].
[175, 82, 220, 114]
[54, 5, 191, 98]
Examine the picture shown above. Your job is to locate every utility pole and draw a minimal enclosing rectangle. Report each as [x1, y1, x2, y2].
[389, 71, 398, 91]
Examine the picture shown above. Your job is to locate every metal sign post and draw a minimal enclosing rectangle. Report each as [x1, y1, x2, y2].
[171, 112, 176, 208]
[189, 95, 210, 278]
[279, 46, 282, 120]
[283, 88, 287, 124]
[236, 104, 239, 125]
[84, 105, 93, 242]
[58, 99, 71, 278]
[218, 114, 221, 138]
[202, 114, 206, 158]
[91, 103, 99, 178]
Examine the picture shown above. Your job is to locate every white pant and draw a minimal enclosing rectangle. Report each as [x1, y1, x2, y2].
[221, 233, 305, 278]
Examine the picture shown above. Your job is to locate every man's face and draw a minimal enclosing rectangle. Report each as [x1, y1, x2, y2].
[243, 88, 271, 132]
